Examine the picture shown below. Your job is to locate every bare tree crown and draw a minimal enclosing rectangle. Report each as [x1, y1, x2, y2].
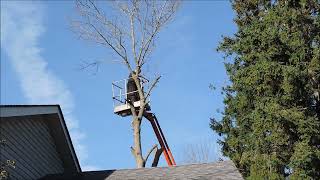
[71, 0, 180, 168]
[72, 0, 180, 73]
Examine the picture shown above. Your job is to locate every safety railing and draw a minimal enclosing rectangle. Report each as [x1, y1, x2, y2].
[111, 76, 150, 108]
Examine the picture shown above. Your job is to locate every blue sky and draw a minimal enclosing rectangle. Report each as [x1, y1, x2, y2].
[1, 1, 236, 170]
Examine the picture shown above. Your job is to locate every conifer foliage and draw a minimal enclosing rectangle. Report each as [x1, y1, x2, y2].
[211, 0, 320, 179]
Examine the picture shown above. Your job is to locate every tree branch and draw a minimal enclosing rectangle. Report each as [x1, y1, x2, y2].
[144, 144, 158, 163]
[89, 23, 133, 72]
[145, 75, 161, 101]
[130, 4, 139, 66]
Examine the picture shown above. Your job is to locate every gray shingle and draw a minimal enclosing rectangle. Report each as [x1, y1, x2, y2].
[41, 161, 243, 180]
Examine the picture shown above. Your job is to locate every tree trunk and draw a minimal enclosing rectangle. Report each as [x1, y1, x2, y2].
[132, 117, 145, 168]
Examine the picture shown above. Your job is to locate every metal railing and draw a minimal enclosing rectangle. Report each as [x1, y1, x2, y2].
[112, 77, 150, 108]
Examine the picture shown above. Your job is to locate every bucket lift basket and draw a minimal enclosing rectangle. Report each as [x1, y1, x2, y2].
[112, 77, 150, 117]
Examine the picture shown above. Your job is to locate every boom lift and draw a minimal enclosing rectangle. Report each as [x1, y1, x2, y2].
[112, 77, 176, 166]
[144, 112, 176, 166]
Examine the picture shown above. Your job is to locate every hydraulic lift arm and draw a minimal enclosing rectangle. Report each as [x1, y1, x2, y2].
[144, 112, 176, 166]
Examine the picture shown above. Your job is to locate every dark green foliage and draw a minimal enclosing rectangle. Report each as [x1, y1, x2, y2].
[211, 0, 320, 179]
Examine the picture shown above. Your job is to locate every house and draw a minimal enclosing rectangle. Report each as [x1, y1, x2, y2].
[42, 160, 243, 180]
[0, 105, 81, 179]
[1, 105, 243, 180]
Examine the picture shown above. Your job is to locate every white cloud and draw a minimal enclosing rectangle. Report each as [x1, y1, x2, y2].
[1, 1, 96, 170]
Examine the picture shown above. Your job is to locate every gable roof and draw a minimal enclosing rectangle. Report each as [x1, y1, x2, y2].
[0, 105, 81, 173]
[42, 161, 243, 180]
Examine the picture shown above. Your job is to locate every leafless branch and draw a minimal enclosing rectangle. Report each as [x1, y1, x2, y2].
[182, 140, 218, 164]
[78, 60, 104, 74]
[145, 76, 161, 100]
[144, 144, 158, 163]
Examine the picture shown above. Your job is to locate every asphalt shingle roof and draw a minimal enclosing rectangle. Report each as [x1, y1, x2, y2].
[41, 160, 243, 180]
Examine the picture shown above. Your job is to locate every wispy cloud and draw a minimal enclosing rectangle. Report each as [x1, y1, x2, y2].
[1, 1, 96, 170]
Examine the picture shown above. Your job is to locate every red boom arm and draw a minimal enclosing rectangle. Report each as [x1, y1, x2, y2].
[144, 112, 176, 166]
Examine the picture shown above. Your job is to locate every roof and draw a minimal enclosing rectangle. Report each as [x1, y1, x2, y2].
[41, 161, 243, 180]
[0, 104, 81, 172]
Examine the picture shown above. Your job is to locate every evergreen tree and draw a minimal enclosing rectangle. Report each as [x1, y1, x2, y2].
[211, 0, 320, 179]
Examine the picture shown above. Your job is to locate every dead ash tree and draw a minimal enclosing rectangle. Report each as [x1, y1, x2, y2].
[71, 0, 180, 168]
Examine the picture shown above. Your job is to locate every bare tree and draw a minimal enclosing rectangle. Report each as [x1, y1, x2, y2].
[71, 0, 180, 168]
[182, 140, 222, 164]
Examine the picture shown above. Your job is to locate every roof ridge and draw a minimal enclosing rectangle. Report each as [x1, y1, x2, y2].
[83, 160, 232, 172]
